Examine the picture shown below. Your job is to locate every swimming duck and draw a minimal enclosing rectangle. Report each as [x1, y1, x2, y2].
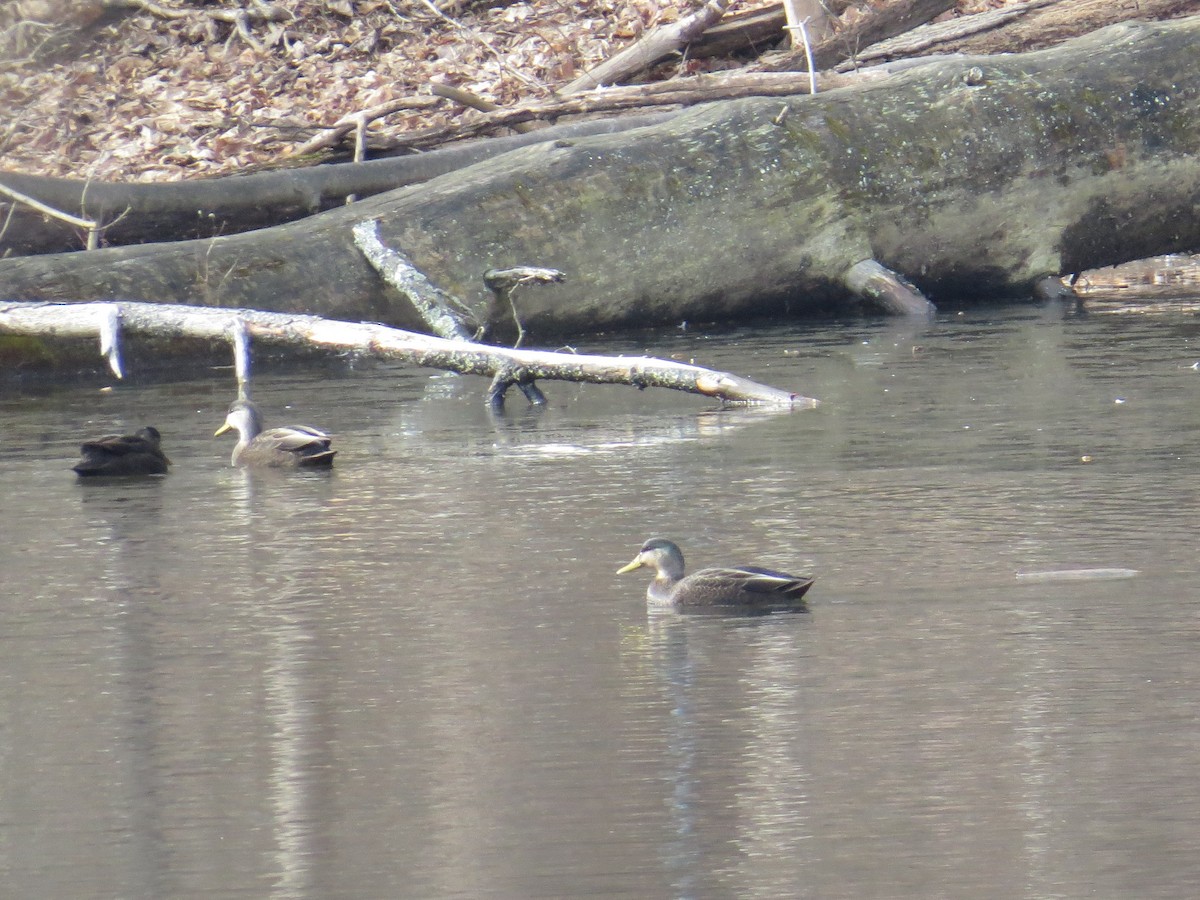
[72, 426, 170, 476]
[214, 399, 336, 468]
[617, 537, 813, 609]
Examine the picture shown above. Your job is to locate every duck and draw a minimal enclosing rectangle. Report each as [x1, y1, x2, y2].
[617, 537, 813, 609]
[72, 426, 170, 477]
[214, 398, 336, 468]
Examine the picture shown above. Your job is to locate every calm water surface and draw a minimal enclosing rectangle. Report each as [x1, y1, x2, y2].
[3, 304, 1200, 898]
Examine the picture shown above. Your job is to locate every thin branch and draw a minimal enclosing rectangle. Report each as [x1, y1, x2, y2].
[0, 179, 94, 230]
[483, 266, 566, 350]
[429, 83, 538, 133]
[0, 178, 106, 249]
[381, 69, 857, 151]
[287, 95, 441, 158]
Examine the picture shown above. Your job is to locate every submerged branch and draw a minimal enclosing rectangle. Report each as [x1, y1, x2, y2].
[0, 301, 818, 408]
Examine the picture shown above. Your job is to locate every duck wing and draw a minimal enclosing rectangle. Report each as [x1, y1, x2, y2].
[685, 565, 814, 605]
[254, 425, 337, 466]
[80, 434, 143, 456]
[260, 426, 331, 452]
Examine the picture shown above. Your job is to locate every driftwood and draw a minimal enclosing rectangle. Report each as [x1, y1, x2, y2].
[3, 18, 1200, 336]
[0, 300, 818, 408]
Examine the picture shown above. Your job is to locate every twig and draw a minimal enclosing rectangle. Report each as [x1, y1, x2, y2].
[0, 198, 16, 247]
[429, 84, 538, 133]
[287, 96, 440, 158]
[0, 178, 101, 249]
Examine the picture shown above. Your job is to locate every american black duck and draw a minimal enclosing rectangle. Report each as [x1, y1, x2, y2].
[617, 537, 813, 609]
[72, 426, 170, 477]
[214, 399, 336, 468]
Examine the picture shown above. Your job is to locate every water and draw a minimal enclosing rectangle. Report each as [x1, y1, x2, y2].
[3, 303, 1200, 898]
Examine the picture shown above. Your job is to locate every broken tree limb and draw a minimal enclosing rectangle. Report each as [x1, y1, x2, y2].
[919, 0, 1200, 58]
[844, 259, 936, 317]
[482, 265, 566, 348]
[353, 229, 567, 399]
[561, 0, 731, 93]
[98, 302, 124, 378]
[0, 178, 103, 251]
[352, 219, 481, 340]
[0, 301, 819, 408]
[230, 315, 252, 398]
[760, 0, 956, 72]
[831, 0, 1058, 71]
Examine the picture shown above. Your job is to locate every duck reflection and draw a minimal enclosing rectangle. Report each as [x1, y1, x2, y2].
[75, 479, 172, 896]
[221, 465, 341, 897]
[630, 607, 815, 896]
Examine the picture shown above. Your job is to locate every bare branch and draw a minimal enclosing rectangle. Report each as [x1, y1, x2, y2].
[352, 220, 482, 341]
[0, 300, 818, 408]
[287, 96, 441, 158]
[562, 0, 731, 93]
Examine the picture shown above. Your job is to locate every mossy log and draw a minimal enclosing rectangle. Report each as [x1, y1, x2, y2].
[1, 18, 1199, 336]
[0, 114, 674, 257]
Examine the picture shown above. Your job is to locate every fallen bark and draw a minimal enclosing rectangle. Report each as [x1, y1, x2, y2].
[2, 18, 1199, 334]
[0, 300, 817, 407]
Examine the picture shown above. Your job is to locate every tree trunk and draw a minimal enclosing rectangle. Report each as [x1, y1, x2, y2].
[2, 17, 1199, 336]
[0, 113, 674, 257]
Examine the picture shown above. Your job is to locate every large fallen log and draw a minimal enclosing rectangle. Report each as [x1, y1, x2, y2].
[1, 18, 1199, 335]
[0, 113, 675, 257]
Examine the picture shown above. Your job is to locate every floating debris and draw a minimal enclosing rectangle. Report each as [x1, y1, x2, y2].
[1016, 568, 1139, 582]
